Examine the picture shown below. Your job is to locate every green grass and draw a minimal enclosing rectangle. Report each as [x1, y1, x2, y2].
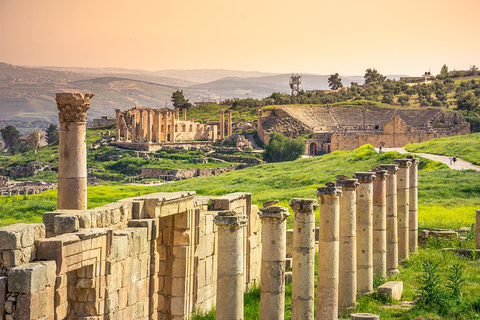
[405, 133, 480, 165]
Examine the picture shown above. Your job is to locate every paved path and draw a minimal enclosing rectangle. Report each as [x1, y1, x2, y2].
[381, 148, 480, 171]
[246, 133, 264, 152]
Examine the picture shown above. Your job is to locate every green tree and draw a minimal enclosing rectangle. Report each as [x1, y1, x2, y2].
[328, 73, 343, 90]
[171, 90, 193, 109]
[46, 124, 59, 145]
[0, 125, 22, 154]
[264, 133, 305, 162]
[398, 95, 410, 106]
[382, 93, 394, 104]
[439, 64, 449, 79]
[364, 68, 386, 85]
[456, 92, 479, 115]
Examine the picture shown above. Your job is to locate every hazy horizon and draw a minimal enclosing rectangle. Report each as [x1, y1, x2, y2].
[1, 0, 479, 76]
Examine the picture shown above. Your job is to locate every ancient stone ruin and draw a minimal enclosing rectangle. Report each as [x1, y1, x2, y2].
[113, 107, 233, 151]
[257, 105, 470, 155]
[2, 92, 469, 320]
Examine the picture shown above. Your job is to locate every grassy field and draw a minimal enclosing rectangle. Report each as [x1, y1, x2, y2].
[2, 145, 478, 229]
[405, 133, 480, 165]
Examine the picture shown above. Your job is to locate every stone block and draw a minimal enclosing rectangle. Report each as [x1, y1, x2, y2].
[8, 263, 47, 294]
[128, 219, 156, 241]
[54, 215, 79, 234]
[39, 260, 57, 286]
[0, 223, 42, 250]
[351, 313, 380, 320]
[0, 276, 6, 318]
[377, 281, 403, 300]
[286, 229, 293, 258]
[36, 237, 66, 274]
[285, 271, 292, 283]
[2, 249, 23, 267]
[42, 211, 62, 236]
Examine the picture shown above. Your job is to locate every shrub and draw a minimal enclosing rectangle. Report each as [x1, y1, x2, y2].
[264, 133, 305, 162]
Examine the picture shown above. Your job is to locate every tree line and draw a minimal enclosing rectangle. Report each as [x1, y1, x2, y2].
[0, 124, 58, 155]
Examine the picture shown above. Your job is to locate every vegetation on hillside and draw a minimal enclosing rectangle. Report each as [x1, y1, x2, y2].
[263, 133, 305, 162]
[405, 133, 480, 165]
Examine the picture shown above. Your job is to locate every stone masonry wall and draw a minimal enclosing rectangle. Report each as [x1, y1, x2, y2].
[0, 191, 261, 320]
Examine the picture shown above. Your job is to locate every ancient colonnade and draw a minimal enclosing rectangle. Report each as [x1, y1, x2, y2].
[214, 157, 419, 319]
[115, 107, 232, 143]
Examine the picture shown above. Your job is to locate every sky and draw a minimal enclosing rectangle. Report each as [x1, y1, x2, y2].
[1, 0, 479, 76]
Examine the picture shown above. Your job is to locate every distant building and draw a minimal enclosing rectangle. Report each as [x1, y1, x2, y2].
[400, 72, 435, 84]
[92, 116, 116, 128]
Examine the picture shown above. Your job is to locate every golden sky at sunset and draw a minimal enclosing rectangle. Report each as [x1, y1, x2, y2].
[1, 0, 479, 75]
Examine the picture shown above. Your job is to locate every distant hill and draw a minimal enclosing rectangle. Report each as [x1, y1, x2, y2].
[0, 62, 409, 122]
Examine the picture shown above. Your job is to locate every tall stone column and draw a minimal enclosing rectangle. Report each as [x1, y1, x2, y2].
[394, 159, 412, 261]
[214, 211, 247, 320]
[56, 92, 93, 210]
[162, 110, 168, 142]
[115, 109, 121, 141]
[379, 164, 399, 275]
[476, 210, 480, 250]
[170, 110, 176, 142]
[182, 108, 187, 121]
[227, 109, 232, 136]
[258, 205, 290, 320]
[257, 109, 263, 131]
[146, 109, 152, 142]
[290, 198, 318, 320]
[406, 155, 419, 253]
[132, 112, 137, 142]
[138, 109, 144, 141]
[372, 168, 388, 279]
[220, 110, 225, 139]
[336, 176, 359, 314]
[175, 108, 180, 120]
[316, 182, 342, 320]
[354, 172, 376, 295]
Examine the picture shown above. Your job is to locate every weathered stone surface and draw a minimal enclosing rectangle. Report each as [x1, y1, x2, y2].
[350, 313, 380, 320]
[377, 281, 403, 300]
[0, 276, 6, 318]
[0, 224, 44, 250]
[8, 263, 47, 294]
[53, 215, 79, 234]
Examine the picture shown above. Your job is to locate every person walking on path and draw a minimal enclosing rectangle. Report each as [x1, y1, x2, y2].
[453, 156, 457, 165]
[449, 157, 453, 165]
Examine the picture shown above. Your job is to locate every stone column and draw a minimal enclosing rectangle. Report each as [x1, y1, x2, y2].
[162, 110, 168, 142]
[258, 205, 290, 320]
[146, 109, 152, 142]
[182, 108, 187, 121]
[394, 159, 412, 261]
[290, 198, 318, 320]
[406, 155, 419, 253]
[220, 110, 225, 139]
[353, 172, 376, 295]
[138, 109, 144, 141]
[56, 92, 93, 210]
[170, 110, 176, 142]
[316, 182, 342, 320]
[257, 109, 263, 131]
[336, 176, 359, 314]
[115, 109, 121, 141]
[214, 211, 247, 320]
[131, 113, 137, 142]
[379, 164, 399, 275]
[227, 109, 232, 136]
[372, 168, 388, 279]
[476, 210, 480, 250]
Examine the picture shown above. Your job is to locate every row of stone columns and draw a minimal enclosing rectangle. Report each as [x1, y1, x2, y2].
[212, 156, 419, 320]
[219, 109, 233, 139]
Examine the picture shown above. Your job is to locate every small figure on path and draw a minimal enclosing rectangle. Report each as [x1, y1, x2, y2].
[453, 156, 457, 165]
[379, 146, 383, 153]
[449, 157, 453, 165]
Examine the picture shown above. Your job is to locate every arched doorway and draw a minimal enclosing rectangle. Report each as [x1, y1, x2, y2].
[309, 142, 318, 156]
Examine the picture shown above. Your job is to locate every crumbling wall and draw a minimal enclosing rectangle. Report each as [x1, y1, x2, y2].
[0, 191, 261, 319]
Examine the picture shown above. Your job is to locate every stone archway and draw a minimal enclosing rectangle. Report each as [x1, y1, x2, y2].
[309, 142, 318, 156]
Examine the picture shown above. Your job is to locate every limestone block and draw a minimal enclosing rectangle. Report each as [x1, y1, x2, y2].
[286, 229, 293, 258]
[2, 249, 23, 267]
[39, 260, 57, 286]
[53, 215, 79, 234]
[8, 262, 47, 294]
[350, 313, 380, 320]
[377, 281, 403, 300]
[0, 276, 6, 319]
[285, 271, 292, 283]
[128, 219, 156, 241]
[42, 211, 62, 236]
[0, 223, 44, 250]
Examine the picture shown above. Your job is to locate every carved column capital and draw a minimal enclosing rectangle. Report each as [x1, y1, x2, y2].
[259, 205, 290, 220]
[371, 167, 389, 180]
[336, 175, 360, 191]
[290, 198, 319, 213]
[317, 181, 342, 197]
[353, 172, 376, 184]
[214, 211, 247, 228]
[56, 93, 94, 123]
[379, 164, 399, 174]
[394, 159, 412, 168]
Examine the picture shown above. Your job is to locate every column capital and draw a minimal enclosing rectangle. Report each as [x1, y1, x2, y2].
[317, 182, 342, 197]
[379, 164, 399, 174]
[336, 175, 359, 191]
[394, 159, 412, 168]
[290, 198, 319, 213]
[56, 92, 94, 123]
[406, 155, 420, 166]
[353, 172, 376, 183]
[214, 211, 247, 228]
[227, 109, 232, 114]
[259, 205, 290, 220]
[371, 167, 388, 180]
[220, 109, 225, 114]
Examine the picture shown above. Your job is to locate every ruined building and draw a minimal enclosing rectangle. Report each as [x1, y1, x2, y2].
[257, 105, 470, 155]
[114, 107, 233, 151]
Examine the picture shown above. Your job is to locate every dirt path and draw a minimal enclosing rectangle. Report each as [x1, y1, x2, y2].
[381, 148, 480, 171]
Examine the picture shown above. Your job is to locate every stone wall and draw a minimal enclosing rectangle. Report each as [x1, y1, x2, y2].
[0, 191, 261, 319]
[141, 167, 237, 180]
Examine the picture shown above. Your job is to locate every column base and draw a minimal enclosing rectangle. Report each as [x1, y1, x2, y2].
[387, 269, 400, 276]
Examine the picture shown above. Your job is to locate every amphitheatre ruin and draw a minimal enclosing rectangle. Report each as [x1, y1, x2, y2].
[257, 106, 470, 155]
[0, 93, 478, 320]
